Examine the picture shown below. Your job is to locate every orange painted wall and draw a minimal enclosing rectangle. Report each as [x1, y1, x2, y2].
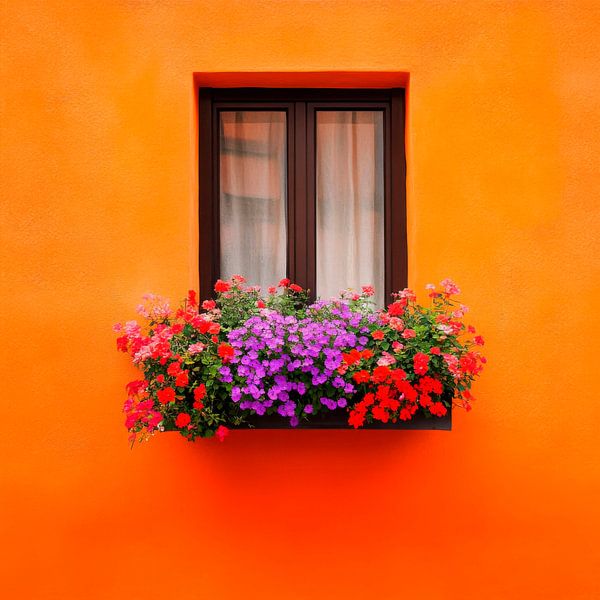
[1, 1, 599, 598]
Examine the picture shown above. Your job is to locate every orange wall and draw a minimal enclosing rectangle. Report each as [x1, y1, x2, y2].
[1, 1, 599, 598]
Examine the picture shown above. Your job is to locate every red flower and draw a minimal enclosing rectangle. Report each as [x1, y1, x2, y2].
[390, 368, 408, 386]
[430, 346, 441, 355]
[167, 361, 182, 376]
[352, 370, 371, 384]
[257, 300, 266, 308]
[343, 349, 362, 366]
[202, 299, 216, 310]
[217, 343, 235, 362]
[175, 371, 189, 387]
[362, 393, 376, 407]
[399, 408, 413, 421]
[361, 285, 374, 296]
[197, 319, 211, 334]
[278, 278, 291, 288]
[208, 322, 221, 335]
[387, 302, 404, 316]
[125, 380, 147, 395]
[187, 290, 197, 307]
[348, 410, 366, 428]
[413, 352, 430, 375]
[402, 329, 416, 339]
[419, 394, 433, 408]
[417, 376, 443, 395]
[474, 335, 485, 346]
[157, 387, 176, 404]
[215, 425, 229, 442]
[116, 335, 128, 352]
[430, 402, 448, 417]
[289, 283, 302, 293]
[460, 352, 479, 374]
[268, 286, 277, 294]
[372, 330, 385, 340]
[372, 405, 390, 423]
[193, 384, 206, 410]
[372, 365, 391, 383]
[214, 279, 230, 293]
[175, 412, 191, 428]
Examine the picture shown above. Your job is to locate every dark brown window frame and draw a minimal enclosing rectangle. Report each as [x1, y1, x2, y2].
[198, 87, 407, 303]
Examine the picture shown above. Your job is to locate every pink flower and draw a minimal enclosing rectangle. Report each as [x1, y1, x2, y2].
[441, 278, 460, 295]
[389, 317, 404, 331]
[377, 352, 397, 367]
[398, 288, 416, 301]
[188, 342, 205, 355]
[215, 425, 229, 442]
[392, 341, 404, 353]
[401, 329, 416, 339]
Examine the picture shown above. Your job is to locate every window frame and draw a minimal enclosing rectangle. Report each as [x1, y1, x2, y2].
[198, 87, 407, 302]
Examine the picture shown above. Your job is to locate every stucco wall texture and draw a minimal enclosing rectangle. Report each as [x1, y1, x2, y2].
[1, 1, 599, 598]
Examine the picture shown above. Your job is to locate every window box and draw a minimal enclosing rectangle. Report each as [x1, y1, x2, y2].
[115, 277, 484, 444]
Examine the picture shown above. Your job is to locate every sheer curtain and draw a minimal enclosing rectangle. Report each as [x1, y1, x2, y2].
[219, 111, 287, 291]
[316, 110, 385, 306]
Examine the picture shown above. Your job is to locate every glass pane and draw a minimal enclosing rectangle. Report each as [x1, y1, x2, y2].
[219, 111, 287, 291]
[316, 110, 385, 306]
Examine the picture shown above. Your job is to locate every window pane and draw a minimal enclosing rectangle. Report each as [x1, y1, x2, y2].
[316, 110, 385, 306]
[219, 111, 287, 291]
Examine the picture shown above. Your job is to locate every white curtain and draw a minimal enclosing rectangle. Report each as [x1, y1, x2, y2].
[316, 110, 385, 306]
[219, 111, 287, 291]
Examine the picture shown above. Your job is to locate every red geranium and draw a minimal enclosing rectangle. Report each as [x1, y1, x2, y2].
[217, 343, 235, 362]
[175, 413, 191, 428]
[413, 352, 430, 375]
[214, 279, 230, 293]
[157, 387, 176, 405]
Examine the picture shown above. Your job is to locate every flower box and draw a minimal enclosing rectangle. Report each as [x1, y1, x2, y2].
[115, 276, 483, 443]
[162, 406, 452, 431]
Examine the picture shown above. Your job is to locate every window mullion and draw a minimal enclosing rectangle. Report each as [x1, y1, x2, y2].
[293, 101, 309, 290]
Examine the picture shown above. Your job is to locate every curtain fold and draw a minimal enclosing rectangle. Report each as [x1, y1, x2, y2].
[219, 111, 287, 291]
[316, 110, 385, 306]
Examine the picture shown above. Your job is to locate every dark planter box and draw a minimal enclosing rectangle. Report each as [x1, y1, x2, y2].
[235, 408, 451, 430]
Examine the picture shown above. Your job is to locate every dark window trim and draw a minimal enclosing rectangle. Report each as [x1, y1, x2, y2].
[198, 87, 407, 303]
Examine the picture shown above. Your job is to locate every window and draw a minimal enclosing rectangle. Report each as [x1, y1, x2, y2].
[199, 88, 406, 305]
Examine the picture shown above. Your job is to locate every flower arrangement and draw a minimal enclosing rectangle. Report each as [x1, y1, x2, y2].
[114, 276, 485, 443]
